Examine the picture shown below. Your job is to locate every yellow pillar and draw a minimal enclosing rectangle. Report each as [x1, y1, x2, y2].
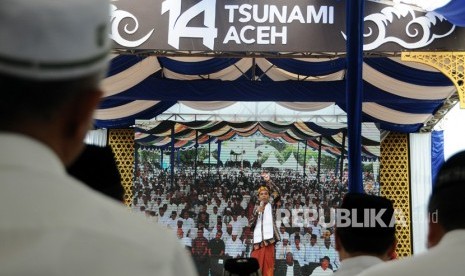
[402, 51, 465, 108]
[108, 129, 135, 207]
[380, 132, 412, 257]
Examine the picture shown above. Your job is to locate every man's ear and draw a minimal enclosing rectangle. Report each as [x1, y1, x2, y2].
[427, 220, 445, 248]
[61, 88, 102, 164]
[64, 89, 101, 136]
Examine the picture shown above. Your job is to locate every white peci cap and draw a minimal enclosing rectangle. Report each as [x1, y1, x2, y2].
[0, 0, 111, 80]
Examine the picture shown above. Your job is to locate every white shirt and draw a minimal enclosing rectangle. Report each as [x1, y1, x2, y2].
[181, 217, 195, 234]
[152, 202, 162, 212]
[177, 202, 186, 212]
[222, 232, 233, 243]
[225, 238, 245, 258]
[230, 219, 243, 237]
[279, 231, 290, 242]
[0, 133, 196, 276]
[202, 228, 211, 240]
[290, 232, 302, 245]
[161, 198, 170, 206]
[209, 228, 220, 240]
[167, 203, 180, 215]
[242, 194, 251, 205]
[286, 265, 294, 276]
[276, 243, 292, 260]
[311, 266, 333, 276]
[311, 224, 323, 237]
[206, 203, 216, 214]
[178, 237, 193, 248]
[238, 216, 249, 229]
[320, 246, 340, 270]
[334, 255, 382, 276]
[291, 244, 306, 267]
[240, 199, 248, 209]
[359, 230, 465, 276]
[167, 217, 180, 229]
[306, 244, 322, 263]
[157, 213, 170, 227]
[209, 212, 219, 227]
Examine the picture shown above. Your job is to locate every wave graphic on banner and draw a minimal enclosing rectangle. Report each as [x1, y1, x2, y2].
[342, 4, 455, 51]
[110, 4, 155, 47]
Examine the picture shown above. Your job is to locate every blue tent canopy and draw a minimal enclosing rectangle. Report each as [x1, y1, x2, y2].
[96, 55, 455, 134]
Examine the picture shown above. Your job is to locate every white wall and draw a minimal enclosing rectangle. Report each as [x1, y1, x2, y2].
[409, 133, 432, 254]
[443, 104, 465, 160]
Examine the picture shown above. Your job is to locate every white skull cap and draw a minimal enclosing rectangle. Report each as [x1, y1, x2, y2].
[0, 0, 111, 80]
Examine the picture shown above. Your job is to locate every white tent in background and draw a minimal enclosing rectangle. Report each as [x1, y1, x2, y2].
[308, 157, 318, 167]
[256, 144, 277, 157]
[281, 154, 302, 170]
[202, 155, 217, 164]
[261, 153, 280, 168]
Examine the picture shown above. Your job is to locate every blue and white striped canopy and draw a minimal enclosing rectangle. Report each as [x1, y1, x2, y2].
[96, 55, 455, 133]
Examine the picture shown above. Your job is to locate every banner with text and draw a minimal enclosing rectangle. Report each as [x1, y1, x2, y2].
[110, 0, 465, 53]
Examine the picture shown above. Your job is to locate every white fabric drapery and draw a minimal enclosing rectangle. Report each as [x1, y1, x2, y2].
[363, 63, 455, 100]
[363, 103, 432, 124]
[163, 59, 253, 80]
[276, 102, 334, 111]
[84, 129, 108, 146]
[256, 58, 345, 81]
[180, 101, 236, 110]
[409, 133, 433, 255]
[97, 56, 454, 127]
[95, 100, 159, 120]
[101, 56, 160, 96]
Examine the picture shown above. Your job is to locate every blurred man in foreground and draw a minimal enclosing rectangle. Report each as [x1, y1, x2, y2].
[0, 0, 195, 275]
[359, 151, 465, 275]
[334, 193, 396, 276]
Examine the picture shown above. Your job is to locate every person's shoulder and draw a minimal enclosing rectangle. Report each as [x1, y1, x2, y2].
[60, 223, 196, 275]
[356, 254, 430, 276]
[66, 183, 179, 245]
[356, 261, 403, 276]
[3, 174, 196, 274]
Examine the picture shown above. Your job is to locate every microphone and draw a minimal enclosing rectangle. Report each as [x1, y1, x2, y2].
[258, 201, 264, 214]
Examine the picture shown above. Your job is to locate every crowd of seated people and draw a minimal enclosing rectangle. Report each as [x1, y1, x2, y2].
[132, 159, 379, 275]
